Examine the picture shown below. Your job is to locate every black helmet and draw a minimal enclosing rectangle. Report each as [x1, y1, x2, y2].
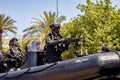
[9, 37, 18, 46]
[50, 24, 60, 29]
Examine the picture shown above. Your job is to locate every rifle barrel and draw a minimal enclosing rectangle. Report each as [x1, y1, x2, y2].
[65, 38, 81, 42]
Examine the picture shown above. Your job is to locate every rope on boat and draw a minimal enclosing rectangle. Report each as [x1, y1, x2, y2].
[1, 62, 58, 79]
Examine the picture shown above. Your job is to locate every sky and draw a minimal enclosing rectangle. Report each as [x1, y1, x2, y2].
[0, 0, 120, 35]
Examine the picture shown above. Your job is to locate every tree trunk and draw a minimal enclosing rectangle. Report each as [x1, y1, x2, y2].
[0, 33, 2, 51]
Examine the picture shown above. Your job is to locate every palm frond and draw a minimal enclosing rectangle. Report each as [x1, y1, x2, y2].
[23, 25, 38, 32]
[22, 11, 66, 51]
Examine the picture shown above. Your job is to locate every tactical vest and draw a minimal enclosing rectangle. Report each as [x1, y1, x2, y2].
[46, 33, 66, 53]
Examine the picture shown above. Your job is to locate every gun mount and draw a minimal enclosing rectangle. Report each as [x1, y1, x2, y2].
[65, 38, 83, 57]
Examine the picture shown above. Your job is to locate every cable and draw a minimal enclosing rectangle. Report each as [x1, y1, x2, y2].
[114, 51, 120, 60]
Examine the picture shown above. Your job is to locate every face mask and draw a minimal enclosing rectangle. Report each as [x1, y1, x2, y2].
[52, 28, 60, 33]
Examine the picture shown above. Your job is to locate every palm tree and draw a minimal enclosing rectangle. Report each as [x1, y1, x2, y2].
[0, 14, 17, 51]
[23, 11, 66, 50]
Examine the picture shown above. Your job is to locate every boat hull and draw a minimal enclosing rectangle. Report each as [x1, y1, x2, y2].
[0, 52, 120, 80]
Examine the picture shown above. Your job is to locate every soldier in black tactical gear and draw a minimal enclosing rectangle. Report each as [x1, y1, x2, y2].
[45, 24, 69, 63]
[4, 37, 24, 71]
[0, 51, 6, 73]
[102, 44, 110, 52]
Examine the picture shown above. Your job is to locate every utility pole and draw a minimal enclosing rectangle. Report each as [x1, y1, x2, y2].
[56, 0, 58, 23]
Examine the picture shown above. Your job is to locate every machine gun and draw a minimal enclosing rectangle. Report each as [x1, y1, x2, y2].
[64, 38, 83, 57]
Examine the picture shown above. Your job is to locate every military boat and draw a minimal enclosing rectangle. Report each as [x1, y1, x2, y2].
[0, 51, 120, 80]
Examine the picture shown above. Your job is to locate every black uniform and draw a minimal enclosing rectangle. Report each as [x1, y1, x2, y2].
[45, 23, 70, 63]
[4, 48, 24, 69]
[3, 37, 25, 71]
[45, 32, 69, 63]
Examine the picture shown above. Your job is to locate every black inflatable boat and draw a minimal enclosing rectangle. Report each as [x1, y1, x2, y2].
[0, 51, 120, 80]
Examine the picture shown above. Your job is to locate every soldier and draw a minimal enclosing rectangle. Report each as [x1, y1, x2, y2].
[4, 37, 24, 71]
[45, 24, 69, 63]
[0, 51, 4, 72]
[102, 44, 110, 52]
[0, 51, 3, 58]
